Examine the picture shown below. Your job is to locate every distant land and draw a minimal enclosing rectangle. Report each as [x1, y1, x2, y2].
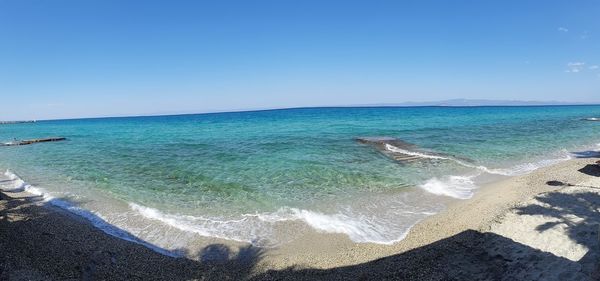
[366, 99, 597, 107]
[144, 99, 599, 116]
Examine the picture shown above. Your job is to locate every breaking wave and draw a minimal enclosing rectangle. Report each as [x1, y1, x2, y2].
[1, 170, 177, 257]
[385, 145, 574, 199]
[130, 203, 436, 245]
[419, 175, 477, 199]
[0, 144, 584, 252]
[2, 169, 438, 249]
[385, 144, 572, 177]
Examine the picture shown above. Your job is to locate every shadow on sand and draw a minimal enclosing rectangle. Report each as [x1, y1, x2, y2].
[571, 150, 600, 177]
[0, 192, 263, 280]
[2, 179, 599, 280]
[570, 150, 600, 159]
[254, 232, 593, 280]
[514, 183, 600, 277]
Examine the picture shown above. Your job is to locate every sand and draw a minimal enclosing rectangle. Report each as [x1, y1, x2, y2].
[1, 157, 599, 280]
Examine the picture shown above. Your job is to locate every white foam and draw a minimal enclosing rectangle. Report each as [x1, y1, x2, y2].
[257, 207, 411, 244]
[385, 144, 451, 160]
[129, 202, 261, 244]
[482, 151, 573, 176]
[386, 145, 574, 199]
[418, 153, 573, 199]
[385, 144, 502, 174]
[385, 144, 573, 177]
[2, 169, 434, 247]
[1, 170, 177, 257]
[129, 202, 435, 245]
[419, 175, 477, 199]
[3, 170, 52, 199]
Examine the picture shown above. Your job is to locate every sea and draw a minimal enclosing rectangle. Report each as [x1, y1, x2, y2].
[1, 106, 600, 253]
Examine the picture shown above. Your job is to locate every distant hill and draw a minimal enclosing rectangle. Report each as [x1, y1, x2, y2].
[373, 99, 593, 107]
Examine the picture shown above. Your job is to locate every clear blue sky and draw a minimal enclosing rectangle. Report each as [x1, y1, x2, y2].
[1, 0, 599, 120]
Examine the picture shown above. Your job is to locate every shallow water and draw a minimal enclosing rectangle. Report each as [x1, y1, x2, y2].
[1, 106, 599, 249]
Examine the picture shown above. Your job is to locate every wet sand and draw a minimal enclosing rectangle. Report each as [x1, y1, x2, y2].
[1, 157, 599, 280]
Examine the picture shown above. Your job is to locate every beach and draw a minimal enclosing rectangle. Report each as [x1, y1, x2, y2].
[2, 156, 599, 280]
[3, 0, 599, 279]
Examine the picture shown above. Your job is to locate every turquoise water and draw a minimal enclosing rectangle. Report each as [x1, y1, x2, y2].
[1, 106, 600, 248]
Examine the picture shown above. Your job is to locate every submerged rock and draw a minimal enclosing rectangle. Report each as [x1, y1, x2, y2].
[355, 136, 417, 149]
[356, 136, 464, 163]
[356, 137, 430, 162]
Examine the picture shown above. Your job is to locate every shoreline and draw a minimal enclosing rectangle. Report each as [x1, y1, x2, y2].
[254, 156, 599, 271]
[2, 157, 599, 279]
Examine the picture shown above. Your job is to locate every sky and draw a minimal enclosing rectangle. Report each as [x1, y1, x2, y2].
[1, 0, 599, 120]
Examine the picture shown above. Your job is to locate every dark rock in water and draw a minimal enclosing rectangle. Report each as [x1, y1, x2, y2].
[356, 137, 417, 149]
[355, 137, 434, 162]
[0, 120, 36, 125]
[356, 136, 472, 164]
[1, 137, 66, 146]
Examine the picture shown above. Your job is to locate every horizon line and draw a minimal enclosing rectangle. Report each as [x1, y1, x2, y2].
[7, 102, 600, 123]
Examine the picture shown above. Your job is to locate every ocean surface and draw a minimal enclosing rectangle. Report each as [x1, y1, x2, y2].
[1, 106, 600, 251]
